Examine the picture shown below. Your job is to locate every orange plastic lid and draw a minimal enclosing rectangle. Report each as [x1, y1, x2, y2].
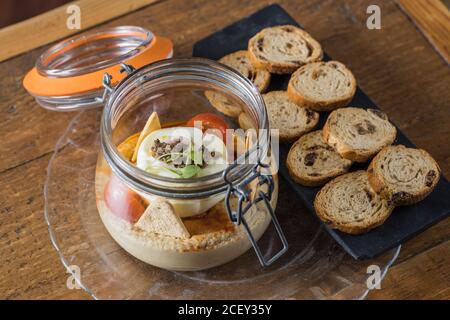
[23, 26, 173, 111]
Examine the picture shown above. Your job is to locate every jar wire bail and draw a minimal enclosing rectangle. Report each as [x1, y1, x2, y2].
[223, 145, 288, 267]
[96, 63, 137, 104]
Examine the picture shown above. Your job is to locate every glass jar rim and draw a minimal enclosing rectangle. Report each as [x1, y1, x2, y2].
[100, 58, 270, 199]
[36, 26, 153, 78]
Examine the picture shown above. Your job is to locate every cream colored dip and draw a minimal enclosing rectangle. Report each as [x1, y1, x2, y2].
[95, 165, 278, 271]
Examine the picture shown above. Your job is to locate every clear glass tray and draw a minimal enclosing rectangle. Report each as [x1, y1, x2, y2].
[44, 109, 400, 299]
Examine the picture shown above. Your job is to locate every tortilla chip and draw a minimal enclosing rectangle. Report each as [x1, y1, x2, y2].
[131, 112, 161, 162]
[117, 132, 140, 161]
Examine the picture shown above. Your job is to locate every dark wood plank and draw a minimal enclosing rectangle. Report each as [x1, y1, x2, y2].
[0, 0, 449, 299]
[369, 240, 450, 299]
[396, 0, 450, 64]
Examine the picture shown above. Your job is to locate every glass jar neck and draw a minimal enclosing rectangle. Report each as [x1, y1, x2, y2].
[101, 58, 270, 199]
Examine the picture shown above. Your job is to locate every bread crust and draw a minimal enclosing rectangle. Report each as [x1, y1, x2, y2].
[286, 131, 352, 187]
[287, 164, 331, 186]
[322, 121, 374, 162]
[287, 61, 356, 112]
[219, 50, 271, 92]
[314, 171, 394, 234]
[206, 50, 272, 119]
[367, 145, 441, 206]
[248, 25, 323, 74]
[322, 107, 397, 163]
[262, 91, 319, 142]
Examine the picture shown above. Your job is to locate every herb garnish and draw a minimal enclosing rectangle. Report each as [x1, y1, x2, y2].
[147, 137, 207, 178]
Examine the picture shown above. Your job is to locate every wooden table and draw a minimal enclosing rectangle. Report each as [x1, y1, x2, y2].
[0, 0, 449, 300]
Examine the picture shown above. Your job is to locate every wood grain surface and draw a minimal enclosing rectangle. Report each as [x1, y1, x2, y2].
[396, 0, 450, 64]
[0, 0, 160, 62]
[0, 0, 449, 300]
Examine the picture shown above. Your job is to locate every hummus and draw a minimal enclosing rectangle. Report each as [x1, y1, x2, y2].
[95, 169, 278, 271]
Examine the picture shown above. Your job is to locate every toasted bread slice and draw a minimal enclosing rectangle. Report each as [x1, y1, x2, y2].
[237, 112, 256, 130]
[248, 25, 323, 74]
[220, 50, 271, 92]
[206, 50, 271, 118]
[135, 198, 190, 239]
[323, 108, 396, 163]
[286, 131, 353, 186]
[262, 91, 319, 142]
[314, 171, 394, 234]
[287, 61, 356, 111]
[205, 91, 242, 118]
[367, 145, 441, 206]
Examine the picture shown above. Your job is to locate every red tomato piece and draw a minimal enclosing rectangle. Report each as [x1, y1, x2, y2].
[104, 175, 146, 223]
[186, 113, 229, 142]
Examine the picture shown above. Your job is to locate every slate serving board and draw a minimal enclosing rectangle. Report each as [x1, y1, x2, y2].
[192, 4, 450, 259]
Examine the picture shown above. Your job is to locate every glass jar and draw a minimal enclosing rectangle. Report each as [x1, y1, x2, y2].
[95, 58, 287, 271]
[23, 26, 173, 111]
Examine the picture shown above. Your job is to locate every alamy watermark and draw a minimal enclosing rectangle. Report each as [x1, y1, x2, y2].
[66, 265, 81, 290]
[366, 5, 381, 30]
[366, 264, 381, 289]
[66, 4, 81, 30]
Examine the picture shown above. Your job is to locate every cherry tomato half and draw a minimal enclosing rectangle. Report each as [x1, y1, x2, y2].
[104, 175, 146, 223]
[186, 113, 229, 142]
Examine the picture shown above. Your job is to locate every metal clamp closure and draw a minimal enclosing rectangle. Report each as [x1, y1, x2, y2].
[95, 63, 136, 103]
[223, 149, 288, 267]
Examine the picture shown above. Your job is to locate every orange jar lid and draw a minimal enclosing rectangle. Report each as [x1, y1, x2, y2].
[23, 26, 173, 111]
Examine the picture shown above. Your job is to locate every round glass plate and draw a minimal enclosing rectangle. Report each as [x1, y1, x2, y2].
[44, 109, 400, 300]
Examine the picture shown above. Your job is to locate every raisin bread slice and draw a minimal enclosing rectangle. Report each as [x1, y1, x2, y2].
[205, 91, 242, 118]
[367, 145, 441, 206]
[262, 91, 319, 142]
[314, 171, 394, 234]
[323, 108, 397, 162]
[220, 50, 271, 92]
[206, 50, 271, 118]
[287, 61, 356, 111]
[248, 25, 323, 74]
[286, 131, 353, 186]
